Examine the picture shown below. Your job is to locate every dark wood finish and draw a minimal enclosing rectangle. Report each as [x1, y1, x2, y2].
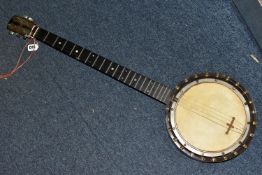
[34, 27, 173, 104]
[7, 15, 36, 37]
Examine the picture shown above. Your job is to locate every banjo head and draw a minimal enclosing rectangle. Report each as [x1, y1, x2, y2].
[166, 73, 256, 163]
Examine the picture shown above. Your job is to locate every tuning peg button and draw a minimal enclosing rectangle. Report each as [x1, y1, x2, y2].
[9, 31, 15, 35]
[15, 33, 21, 38]
[23, 15, 33, 22]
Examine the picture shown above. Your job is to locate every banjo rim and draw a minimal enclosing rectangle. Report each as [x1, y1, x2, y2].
[166, 73, 256, 163]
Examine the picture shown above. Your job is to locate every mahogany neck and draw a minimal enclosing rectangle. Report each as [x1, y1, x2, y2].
[34, 27, 173, 104]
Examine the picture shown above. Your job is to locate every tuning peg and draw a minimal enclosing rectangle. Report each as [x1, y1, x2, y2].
[28, 17, 33, 22]
[15, 33, 21, 38]
[9, 31, 15, 35]
[23, 15, 34, 22]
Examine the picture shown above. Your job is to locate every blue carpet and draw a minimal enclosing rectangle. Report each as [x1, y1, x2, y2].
[0, 0, 261, 174]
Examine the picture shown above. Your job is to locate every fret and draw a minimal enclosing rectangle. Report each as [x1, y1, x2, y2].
[87, 53, 97, 65]
[119, 68, 129, 82]
[125, 71, 135, 85]
[134, 75, 142, 88]
[113, 65, 124, 79]
[139, 77, 147, 91]
[124, 70, 131, 83]
[61, 40, 68, 51]
[107, 62, 120, 77]
[86, 52, 97, 65]
[53, 37, 67, 50]
[144, 80, 152, 93]
[105, 62, 112, 74]
[135, 76, 145, 90]
[152, 83, 161, 97]
[76, 47, 84, 60]
[43, 31, 49, 42]
[44, 32, 57, 46]
[99, 58, 106, 70]
[79, 49, 91, 63]
[112, 65, 119, 77]
[148, 81, 155, 95]
[62, 41, 75, 55]
[85, 52, 92, 64]
[129, 72, 137, 86]
[162, 88, 172, 103]
[149, 82, 159, 97]
[92, 56, 105, 70]
[34, 28, 49, 41]
[85, 52, 92, 65]
[51, 35, 58, 47]
[100, 59, 111, 73]
[118, 67, 126, 81]
[156, 86, 164, 99]
[91, 55, 99, 67]
[167, 89, 173, 102]
[69, 44, 76, 55]
[160, 86, 168, 101]
[130, 73, 140, 87]
[140, 78, 151, 92]
[72, 45, 83, 57]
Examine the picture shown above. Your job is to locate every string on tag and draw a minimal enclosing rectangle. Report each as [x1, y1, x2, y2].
[0, 37, 37, 80]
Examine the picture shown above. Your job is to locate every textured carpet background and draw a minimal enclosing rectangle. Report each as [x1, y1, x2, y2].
[0, 0, 262, 174]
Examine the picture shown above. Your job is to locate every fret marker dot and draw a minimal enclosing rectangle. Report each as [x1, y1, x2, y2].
[58, 41, 62, 45]
[134, 79, 137, 81]
[111, 67, 114, 71]
[75, 50, 79, 53]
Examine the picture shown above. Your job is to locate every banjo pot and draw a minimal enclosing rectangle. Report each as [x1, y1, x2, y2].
[166, 73, 256, 163]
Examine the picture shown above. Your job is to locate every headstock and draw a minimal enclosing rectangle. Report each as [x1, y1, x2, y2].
[7, 15, 37, 39]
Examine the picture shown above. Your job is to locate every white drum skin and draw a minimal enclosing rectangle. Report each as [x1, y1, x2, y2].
[166, 73, 256, 163]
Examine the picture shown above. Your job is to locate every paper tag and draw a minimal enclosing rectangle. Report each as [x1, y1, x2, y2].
[27, 43, 39, 51]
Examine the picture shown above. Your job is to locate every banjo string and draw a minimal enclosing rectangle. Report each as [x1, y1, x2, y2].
[179, 98, 245, 128]
[179, 103, 244, 133]
[180, 105, 243, 134]
[180, 102, 244, 132]
[189, 100, 245, 127]
[183, 103, 245, 131]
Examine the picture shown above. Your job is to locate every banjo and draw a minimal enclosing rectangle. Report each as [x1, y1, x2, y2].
[7, 15, 257, 163]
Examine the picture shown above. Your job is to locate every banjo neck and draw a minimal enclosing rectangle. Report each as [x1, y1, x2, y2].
[33, 27, 173, 104]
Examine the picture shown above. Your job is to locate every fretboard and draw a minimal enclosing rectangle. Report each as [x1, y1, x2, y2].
[34, 27, 173, 104]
